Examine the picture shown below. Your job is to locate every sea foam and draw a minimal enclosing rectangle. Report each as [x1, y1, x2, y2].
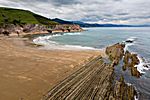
[126, 37, 138, 42]
[64, 32, 81, 36]
[135, 56, 150, 74]
[124, 37, 150, 74]
[33, 32, 98, 50]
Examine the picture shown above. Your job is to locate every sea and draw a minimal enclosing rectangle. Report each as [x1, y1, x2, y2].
[33, 27, 150, 100]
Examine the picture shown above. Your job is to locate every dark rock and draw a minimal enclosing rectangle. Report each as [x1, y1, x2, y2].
[122, 65, 127, 71]
[131, 67, 141, 78]
[123, 51, 131, 68]
[106, 43, 125, 65]
[143, 65, 149, 68]
[43, 55, 137, 100]
[126, 40, 134, 43]
[2, 30, 10, 36]
[112, 76, 137, 100]
[123, 50, 141, 77]
[131, 54, 140, 65]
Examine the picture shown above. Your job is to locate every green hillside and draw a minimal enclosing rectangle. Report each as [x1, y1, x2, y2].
[0, 7, 59, 26]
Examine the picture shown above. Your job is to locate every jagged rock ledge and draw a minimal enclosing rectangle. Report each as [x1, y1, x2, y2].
[47, 24, 83, 33]
[0, 24, 83, 36]
[43, 43, 138, 100]
[106, 43, 141, 78]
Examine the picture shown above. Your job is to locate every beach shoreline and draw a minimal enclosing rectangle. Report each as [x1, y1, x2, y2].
[0, 30, 142, 100]
[31, 32, 105, 51]
[0, 34, 105, 100]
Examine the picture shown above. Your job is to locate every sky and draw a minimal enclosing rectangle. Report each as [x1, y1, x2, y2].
[0, 0, 150, 25]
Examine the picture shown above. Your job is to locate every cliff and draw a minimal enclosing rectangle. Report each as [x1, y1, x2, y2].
[47, 24, 83, 33]
[0, 24, 83, 36]
[0, 7, 83, 36]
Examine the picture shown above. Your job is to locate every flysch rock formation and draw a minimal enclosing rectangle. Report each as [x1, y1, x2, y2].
[106, 43, 141, 78]
[43, 43, 138, 100]
[123, 51, 141, 77]
[106, 43, 125, 65]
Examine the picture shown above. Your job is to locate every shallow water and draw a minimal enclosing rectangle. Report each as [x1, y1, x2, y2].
[34, 27, 150, 99]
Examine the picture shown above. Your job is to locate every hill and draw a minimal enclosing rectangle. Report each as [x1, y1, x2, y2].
[52, 18, 150, 27]
[0, 7, 59, 26]
[52, 18, 73, 25]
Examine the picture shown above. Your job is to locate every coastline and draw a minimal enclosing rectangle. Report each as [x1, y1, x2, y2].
[0, 34, 104, 100]
[44, 43, 138, 100]
[0, 30, 141, 100]
[0, 6, 149, 100]
[32, 32, 104, 51]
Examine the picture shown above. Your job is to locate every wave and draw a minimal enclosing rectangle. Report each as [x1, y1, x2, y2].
[63, 45, 98, 50]
[123, 37, 150, 74]
[134, 96, 138, 100]
[33, 34, 62, 41]
[124, 43, 135, 52]
[38, 43, 98, 51]
[64, 32, 82, 36]
[33, 32, 82, 43]
[33, 36, 59, 45]
[126, 37, 138, 42]
[33, 32, 82, 45]
[135, 56, 150, 74]
[123, 37, 137, 52]
[33, 33, 98, 50]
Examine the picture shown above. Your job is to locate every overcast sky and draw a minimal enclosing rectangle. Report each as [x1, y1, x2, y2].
[0, 0, 150, 25]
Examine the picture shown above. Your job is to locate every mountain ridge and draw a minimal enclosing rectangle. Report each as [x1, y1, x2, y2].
[52, 18, 150, 27]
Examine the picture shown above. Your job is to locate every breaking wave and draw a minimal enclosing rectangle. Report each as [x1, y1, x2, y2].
[123, 37, 150, 74]
[64, 32, 82, 36]
[33, 33, 98, 50]
[33, 32, 82, 44]
[135, 56, 150, 74]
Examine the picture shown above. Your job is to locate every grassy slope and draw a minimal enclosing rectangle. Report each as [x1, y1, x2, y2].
[0, 7, 59, 25]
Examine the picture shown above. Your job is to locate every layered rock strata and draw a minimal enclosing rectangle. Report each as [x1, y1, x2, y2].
[43, 43, 138, 100]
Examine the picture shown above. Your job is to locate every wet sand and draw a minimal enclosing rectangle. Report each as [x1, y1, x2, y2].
[0, 35, 105, 100]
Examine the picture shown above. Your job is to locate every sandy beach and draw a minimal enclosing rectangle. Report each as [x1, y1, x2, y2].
[0, 35, 105, 100]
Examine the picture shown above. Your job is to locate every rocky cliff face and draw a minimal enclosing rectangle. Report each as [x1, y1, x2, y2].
[22, 24, 47, 33]
[0, 24, 83, 36]
[0, 24, 47, 35]
[48, 24, 83, 33]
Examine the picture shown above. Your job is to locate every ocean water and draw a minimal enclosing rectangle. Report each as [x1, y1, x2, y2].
[33, 27, 150, 99]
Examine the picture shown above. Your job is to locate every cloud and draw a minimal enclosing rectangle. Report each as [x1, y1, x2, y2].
[50, 0, 81, 6]
[0, 0, 150, 25]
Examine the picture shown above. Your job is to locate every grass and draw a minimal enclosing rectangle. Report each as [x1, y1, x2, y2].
[0, 7, 59, 26]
